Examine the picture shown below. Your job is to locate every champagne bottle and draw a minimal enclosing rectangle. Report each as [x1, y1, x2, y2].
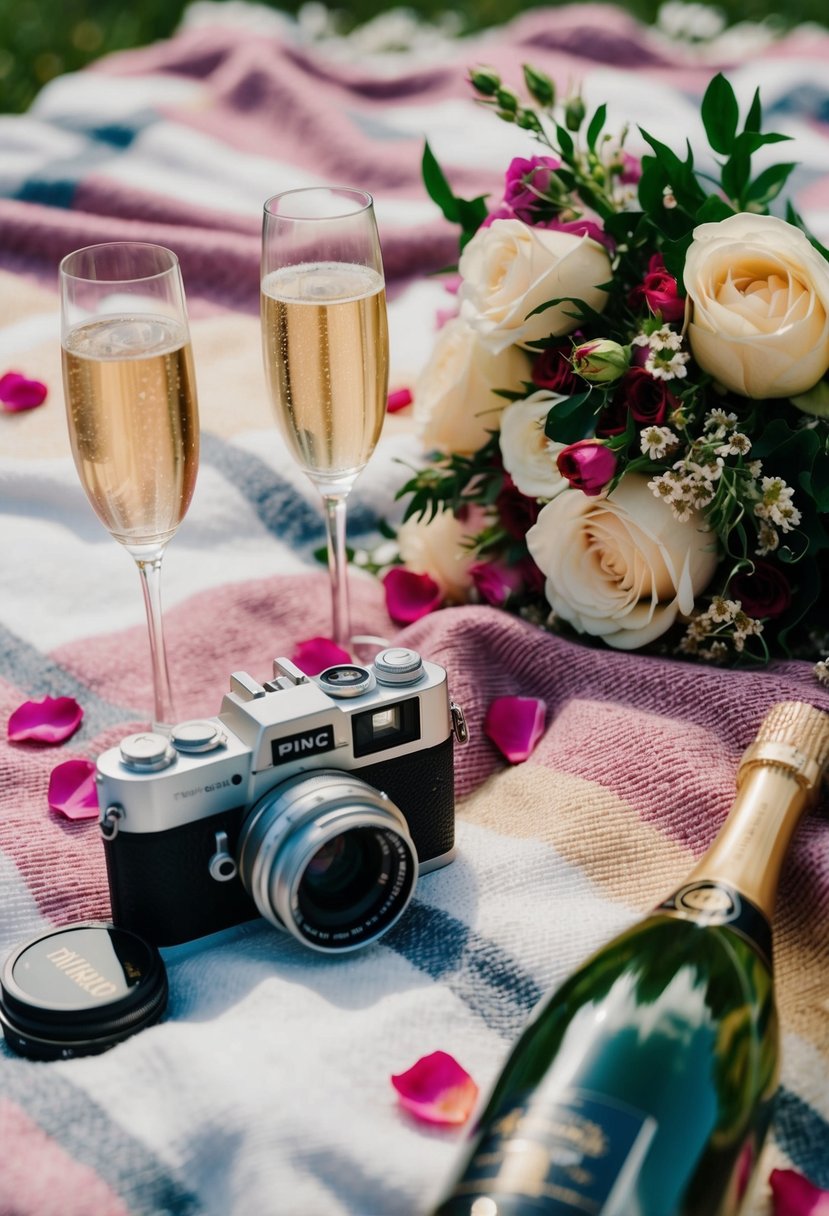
[431, 701, 829, 1216]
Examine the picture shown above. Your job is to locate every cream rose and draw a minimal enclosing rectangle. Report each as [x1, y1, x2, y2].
[499, 390, 569, 499]
[458, 219, 612, 353]
[396, 506, 484, 601]
[526, 475, 718, 649]
[414, 316, 531, 454]
[684, 213, 829, 398]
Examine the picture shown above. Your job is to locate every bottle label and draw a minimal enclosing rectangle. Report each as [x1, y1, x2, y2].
[448, 1088, 656, 1214]
[657, 880, 772, 966]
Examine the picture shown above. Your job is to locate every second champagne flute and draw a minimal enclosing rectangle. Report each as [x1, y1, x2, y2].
[260, 187, 389, 649]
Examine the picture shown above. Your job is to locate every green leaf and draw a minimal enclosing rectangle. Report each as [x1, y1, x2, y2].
[746, 162, 797, 208]
[554, 123, 574, 159]
[701, 73, 739, 155]
[721, 144, 752, 204]
[586, 103, 607, 152]
[544, 392, 594, 444]
[744, 88, 762, 134]
[422, 141, 459, 224]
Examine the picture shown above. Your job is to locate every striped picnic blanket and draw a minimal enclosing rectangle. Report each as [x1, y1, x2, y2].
[1, 4, 828, 1213]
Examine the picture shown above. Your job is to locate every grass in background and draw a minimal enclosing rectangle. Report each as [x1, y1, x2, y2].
[0, 0, 824, 114]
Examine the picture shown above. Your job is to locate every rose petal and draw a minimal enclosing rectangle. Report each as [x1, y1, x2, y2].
[387, 388, 413, 413]
[770, 1168, 829, 1216]
[291, 637, 352, 675]
[48, 759, 99, 820]
[391, 1051, 478, 1126]
[8, 696, 84, 744]
[0, 371, 48, 412]
[484, 696, 547, 763]
[383, 567, 443, 624]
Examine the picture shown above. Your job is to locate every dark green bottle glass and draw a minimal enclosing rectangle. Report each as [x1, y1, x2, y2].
[431, 701, 829, 1216]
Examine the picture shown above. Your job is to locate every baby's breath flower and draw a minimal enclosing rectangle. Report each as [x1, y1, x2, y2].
[716, 431, 751, 457]
[704, 408, 738, 434]
[648, 327, 683, 352]
[648, 472, 679, 502]
[756, 522, 779, 556]
[747, 460, 763, 478]
[815, 659, 829, 687]
[682, 456, 724, 482]
[686, 478, 715, 508]
[709, 597, 740, 623]
[645, 349, 690, 381]
[662, 186, 677, 209]
[641, 425, 679, 459]
[754, 476, 801, 532]
[706, 640, 730, 662]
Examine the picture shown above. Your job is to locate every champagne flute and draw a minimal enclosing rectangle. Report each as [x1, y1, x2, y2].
[60, 242, 199, 731]
[260, 187, 389, 649]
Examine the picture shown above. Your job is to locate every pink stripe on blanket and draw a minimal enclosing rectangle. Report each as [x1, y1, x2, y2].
[0, 1099, 131, 1216]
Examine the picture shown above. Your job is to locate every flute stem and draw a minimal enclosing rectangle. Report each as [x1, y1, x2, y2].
[133, 551, 175, 732]
[322, 492, 351, 650]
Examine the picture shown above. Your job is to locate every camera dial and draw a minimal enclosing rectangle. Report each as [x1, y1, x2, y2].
[317, 664, 376, 699]
[237, 770, 417, 952]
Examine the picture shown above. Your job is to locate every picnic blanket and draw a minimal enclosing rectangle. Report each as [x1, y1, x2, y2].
[1, 4, 829, 1213]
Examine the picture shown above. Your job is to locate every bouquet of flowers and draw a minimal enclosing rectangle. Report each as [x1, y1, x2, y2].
[390, 68, 829, 673]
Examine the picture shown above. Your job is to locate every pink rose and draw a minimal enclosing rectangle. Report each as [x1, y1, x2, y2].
[503, 156, 561, 222]
[541, 217, 616, 253]
[629, 254, 685, 323]
[470, 560, 524, 607]
[556, 440, 617, 496]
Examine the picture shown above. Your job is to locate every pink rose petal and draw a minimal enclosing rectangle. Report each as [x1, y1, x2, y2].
[0, 371, 48, 411]
[291, 636, 352, 675]
[387, 388, 413, 413]
[391, 1051, 478, 1126]
[484, 696, 547, 763]
[48, 759, 99, 820]
[383, 567, 443, 624]
[8, 696, 84, 744]
[770, 1168, 829, 1216]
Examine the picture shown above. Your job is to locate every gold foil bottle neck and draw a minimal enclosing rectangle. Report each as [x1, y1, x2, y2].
[739, 700, 829, 794]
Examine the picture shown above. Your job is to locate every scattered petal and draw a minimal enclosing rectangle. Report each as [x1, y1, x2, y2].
[770, 1168, 829, 1216]
[484, 696, 547, 763]
[48, 759, 99, 820]
[291, 636, 352, 675]
[387, 388, 413, 413]
[8, 696, 84, 744]
[383, 567, 443, 624]
[391, 1051, 478, 1126]
[0, 371, 48, 412]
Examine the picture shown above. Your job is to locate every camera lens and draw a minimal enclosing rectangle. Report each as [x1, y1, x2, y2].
[237, 771, 417, 952]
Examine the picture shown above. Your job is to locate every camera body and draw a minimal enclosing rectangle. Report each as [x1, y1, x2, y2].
[96, 649, 463, 952]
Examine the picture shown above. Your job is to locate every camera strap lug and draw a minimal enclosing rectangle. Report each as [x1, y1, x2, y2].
[208, 831, 238, 883]
[450, 702, 469, 745]
[100, 804, 124, 840]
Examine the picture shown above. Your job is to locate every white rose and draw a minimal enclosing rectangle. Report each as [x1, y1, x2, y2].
[499, 390, 569, 499]
[414, 316, 531, 455]
[397, 506, 483, 601]
[684, 212, 829, 398]
[458, 218, 612, 354]
[526, 475, 718, 649]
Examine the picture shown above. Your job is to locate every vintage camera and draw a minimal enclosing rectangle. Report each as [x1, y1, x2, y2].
[96, 648, 467, 953]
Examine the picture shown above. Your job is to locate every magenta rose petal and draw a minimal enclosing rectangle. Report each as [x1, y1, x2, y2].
[8, 696, 84, 744]
[391, 1051, 478, 1126]
[383, 567, 443, 624]
[48, 759, 99, 820]
[387, 388, 413, 413]
[770, 1168, 829, 1216]
[0, 371, 48, 412]
[291, 636, 352, 675]
[484, 696, 547, 763]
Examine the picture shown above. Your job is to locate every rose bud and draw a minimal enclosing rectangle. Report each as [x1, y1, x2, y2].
[469, 66, 501, 96]
[532, 344, 580, 395]
[496, 87, 520, 114]
[556, 440, 618, 496]
[573, 339, 630, 384]
[522, 64, 555, 107]
[629, 254, 685, 324]
[564, 95, 586, 131]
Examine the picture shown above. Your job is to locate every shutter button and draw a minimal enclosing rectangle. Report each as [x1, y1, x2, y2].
[119, 733, 176, 772]
[372, 647, 424, 685]
[170, 720, 226, 754]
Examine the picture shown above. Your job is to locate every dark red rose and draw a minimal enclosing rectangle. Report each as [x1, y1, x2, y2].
[729, 561, 792, 620]
[616, 368, 678, 426]
[531, 345, 580, 396]
[496, 477, 541, 540]
[628, 254, 685, 323]
[518, 554, 546, 596]
[596, 395, 630, 438]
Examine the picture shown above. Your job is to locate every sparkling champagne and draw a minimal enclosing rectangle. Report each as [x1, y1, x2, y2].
[62, 315, 199, 548]
[260, 261, 388, 480]
[432, 702, 829, 1216]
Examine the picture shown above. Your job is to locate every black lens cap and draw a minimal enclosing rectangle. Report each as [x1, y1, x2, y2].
[0, 922, 167, 1061]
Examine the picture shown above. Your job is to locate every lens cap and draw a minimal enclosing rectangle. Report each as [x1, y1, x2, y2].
[0, 921, 167, 1061]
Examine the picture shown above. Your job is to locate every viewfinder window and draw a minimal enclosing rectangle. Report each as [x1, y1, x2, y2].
[352, 698, 420, 758]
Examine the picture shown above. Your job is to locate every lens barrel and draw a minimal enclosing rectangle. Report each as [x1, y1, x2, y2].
[237, 771, 417, 952]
